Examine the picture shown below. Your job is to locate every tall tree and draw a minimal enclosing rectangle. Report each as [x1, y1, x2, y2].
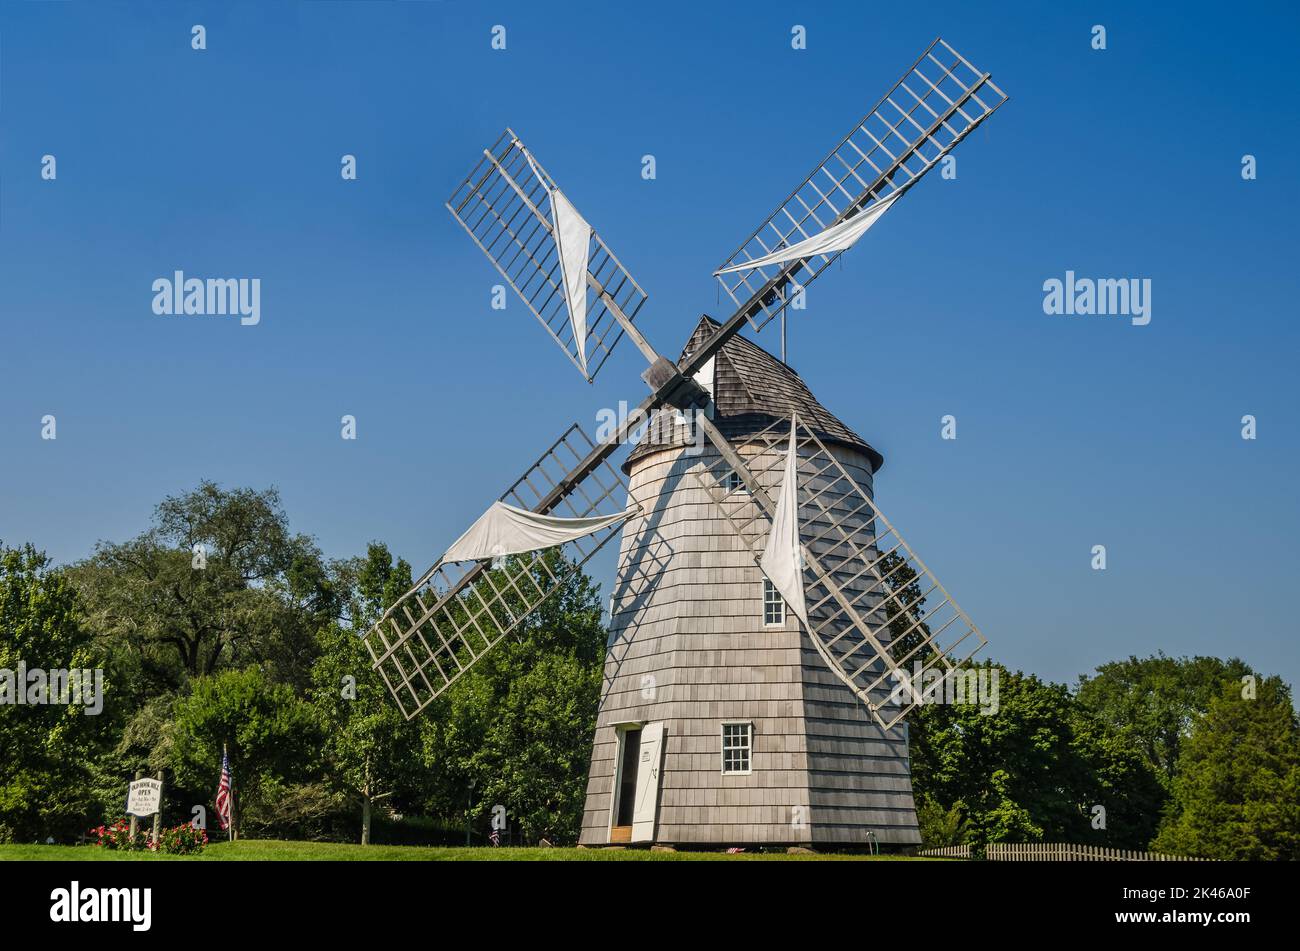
[70, 482, 342, 698]
[1076, 653, 1254, 791]
[417, 550, 606, 844]
[910, 663, 1164, 850]
[168, 666, 321, 830]
[310, 544, 420, 844]
[1153, 676, 1300, 860]
[0, 544, 106, 841]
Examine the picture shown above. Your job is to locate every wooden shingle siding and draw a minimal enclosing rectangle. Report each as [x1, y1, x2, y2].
[627, 316, 885, 475]
[579, 318, 918, 847]
[579, 438, 919, 846]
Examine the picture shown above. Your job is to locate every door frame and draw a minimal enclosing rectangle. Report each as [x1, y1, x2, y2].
[607, 721, 645, 842]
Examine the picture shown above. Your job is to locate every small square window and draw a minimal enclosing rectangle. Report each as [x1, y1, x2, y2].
[724, 470, 744, 494]
[763, 577, 785, 626]
[721, 722, 752, 774]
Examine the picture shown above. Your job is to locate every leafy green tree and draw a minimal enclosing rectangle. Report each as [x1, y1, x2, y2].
[441, 644, 601, 844]
[418, 551, 606, 844]
[0, 544, 106, 841]
[168, 666, 321, 832]
[910, 663, 1164, 850]
[1077, 654, 1254, 791]
[70, 482, 341, 700]
[1153, 676, 1300, 859]
[1067, 701, 1166, 848]
[310, 544, 421, 844]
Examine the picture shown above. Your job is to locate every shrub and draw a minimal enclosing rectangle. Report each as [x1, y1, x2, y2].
[91, 819, 208, 854]
[237, 782, 354, 842]
[91, 819, 149, 851]
[154, 823, 208, 855]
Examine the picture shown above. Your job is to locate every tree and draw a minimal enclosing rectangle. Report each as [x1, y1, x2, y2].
[168, 666, 321, 832]
[70, 482, 342, 699]
[310, 544, 420, 844]
[418, 550, 606, 844]
[1067, 701, 1166, 848]
[910, 663, 1164, 850]
[1153, 676, 1300, 859]
[442, 644, 601, 843]
[1077, 653, 1254, 791]
[0, 544, 106, 841]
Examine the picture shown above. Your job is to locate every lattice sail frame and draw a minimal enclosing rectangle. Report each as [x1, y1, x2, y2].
[689, 415, 987, 728]
[715, 37, 1007, 332]
[446, 129, 649, 382]
[364, 424, 634, 719]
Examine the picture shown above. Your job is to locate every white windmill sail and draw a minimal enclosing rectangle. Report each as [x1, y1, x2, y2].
[758, 418, 809, 626]
[447, 131, 650, 382]
[443, 500, 632, 563]
[550, 189, 593, 376]
[520, 145, 593, 376]
[714, 191, 900, 275]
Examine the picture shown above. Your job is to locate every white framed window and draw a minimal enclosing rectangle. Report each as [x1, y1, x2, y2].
[763, 577, 785, 626]
[721, 722, 753, 774]
[724, 469, 744, 494]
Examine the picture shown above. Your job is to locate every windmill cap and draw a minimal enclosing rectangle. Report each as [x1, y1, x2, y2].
[625, 315, 884, 474]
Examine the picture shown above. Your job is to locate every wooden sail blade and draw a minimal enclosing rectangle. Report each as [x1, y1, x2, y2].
[446, 129, 650, 382]
[364, 423, 634, 719]
[714, 37, 1007, 333]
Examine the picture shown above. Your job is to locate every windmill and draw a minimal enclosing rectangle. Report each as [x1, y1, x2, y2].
[364, 38, 1007, 848]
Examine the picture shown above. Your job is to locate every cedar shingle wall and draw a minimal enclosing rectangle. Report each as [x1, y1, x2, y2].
[578, 437, 920, 847]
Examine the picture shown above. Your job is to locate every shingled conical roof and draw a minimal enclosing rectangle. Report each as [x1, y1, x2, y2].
[627, 315, 883, 472]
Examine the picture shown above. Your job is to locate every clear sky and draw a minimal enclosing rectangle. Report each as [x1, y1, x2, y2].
[1, 1, 1297, 693]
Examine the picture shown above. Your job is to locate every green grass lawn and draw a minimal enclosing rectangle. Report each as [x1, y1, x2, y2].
[0, 840, 936, 861]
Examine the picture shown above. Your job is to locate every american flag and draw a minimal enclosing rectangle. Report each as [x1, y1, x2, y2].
[215, 750, 233, 831]
[488, 827, 500, 846]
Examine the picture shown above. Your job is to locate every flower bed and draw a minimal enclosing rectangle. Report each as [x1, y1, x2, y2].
[91, 819, 208, 855]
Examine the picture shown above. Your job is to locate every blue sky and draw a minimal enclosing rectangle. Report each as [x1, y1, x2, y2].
[1, 1, 1297, 693]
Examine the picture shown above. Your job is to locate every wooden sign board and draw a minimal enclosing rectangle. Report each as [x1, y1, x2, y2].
[126, 778, 162, 818]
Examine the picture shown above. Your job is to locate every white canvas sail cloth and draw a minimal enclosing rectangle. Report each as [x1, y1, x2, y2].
[550, 190, 592, 375]
[443, 501, 631, 564]
[520, 145, 593, 376]
[715, 191, 901, 275]
[758, 418, 809, 627]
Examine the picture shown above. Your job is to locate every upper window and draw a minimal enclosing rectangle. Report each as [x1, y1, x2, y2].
[763, 577, 785, 626]
[724, 469, 744, 494]
[721, 722, 752, 774]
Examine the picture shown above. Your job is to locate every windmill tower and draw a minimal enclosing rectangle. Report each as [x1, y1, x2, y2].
[364, 38, 1007, 849]
[580, 318, 912, 847]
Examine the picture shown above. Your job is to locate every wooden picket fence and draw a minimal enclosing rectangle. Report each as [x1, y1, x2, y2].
[918, 843, 1214, 861]
[918, 844, 974, 859]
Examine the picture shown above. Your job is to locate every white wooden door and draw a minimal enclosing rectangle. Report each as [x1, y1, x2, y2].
[631, 721, 665, 842]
